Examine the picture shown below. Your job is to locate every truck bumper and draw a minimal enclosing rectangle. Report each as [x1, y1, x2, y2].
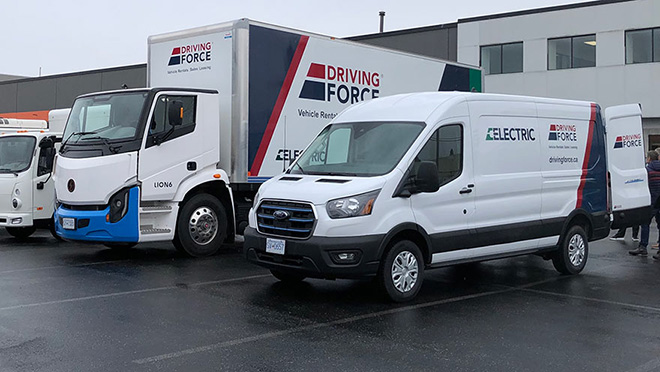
[0, 212, 33, 228]
[243, 227, 385, 279]
[54, 187, 139, 243]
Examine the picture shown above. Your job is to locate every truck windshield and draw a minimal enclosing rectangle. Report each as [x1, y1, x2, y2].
[0, 136, 36, 174]
[62, 92, 148, 145]
[290, 122, 425, 177]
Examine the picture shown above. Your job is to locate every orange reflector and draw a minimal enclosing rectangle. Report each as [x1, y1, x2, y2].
[37, 207, 43, 211]
[106, 214, 110, 222]
[180, 107, 184, 119]
[213, 174, 221, 179]
[17, 130, 28, 133]
[247, 171, 251, 176]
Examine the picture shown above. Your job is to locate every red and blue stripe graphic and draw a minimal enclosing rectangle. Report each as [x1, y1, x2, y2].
[299, 63, 326, 101]
[576, 103, 607, 212]
[168, 47, 182, 66]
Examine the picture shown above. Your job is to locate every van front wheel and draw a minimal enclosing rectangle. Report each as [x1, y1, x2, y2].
[380, 240, 424, 302]
[552, 225, 588, 275]
[6, 226, 36, 240]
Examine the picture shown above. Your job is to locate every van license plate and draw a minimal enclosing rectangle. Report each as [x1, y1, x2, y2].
[266, 238, 285, 255]
[62, 218, 76, 230]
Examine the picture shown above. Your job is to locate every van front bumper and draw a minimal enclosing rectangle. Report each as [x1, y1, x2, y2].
[54, 187, 139, 243]
[244, 227, 385, 279]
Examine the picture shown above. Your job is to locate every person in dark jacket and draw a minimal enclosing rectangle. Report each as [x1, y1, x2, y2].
[629, 150, 660, 257]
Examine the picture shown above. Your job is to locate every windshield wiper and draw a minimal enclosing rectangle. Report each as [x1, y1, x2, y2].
[288, 162, 306, 174]
[80, 136, 121, 154]
[62, 131, 97, 146]
[0, 168, 19, 176]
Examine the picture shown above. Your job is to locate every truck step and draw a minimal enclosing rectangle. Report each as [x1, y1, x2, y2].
[140, 227, 171, 235]
[139, 205, 173, 213]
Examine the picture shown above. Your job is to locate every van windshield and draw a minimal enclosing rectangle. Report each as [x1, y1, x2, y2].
[0, 136, 35, 174]
[290, 122, 425, 177]
[62, 92, 148, 145]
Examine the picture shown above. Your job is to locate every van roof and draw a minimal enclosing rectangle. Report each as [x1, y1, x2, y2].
[334, 92, 593, 123]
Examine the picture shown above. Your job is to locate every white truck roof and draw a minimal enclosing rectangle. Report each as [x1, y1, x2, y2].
[0, 118, 48, 131]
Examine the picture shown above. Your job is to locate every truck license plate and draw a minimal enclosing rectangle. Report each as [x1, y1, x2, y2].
[266, 238, 285, 255]
[62, 217, 76, 230]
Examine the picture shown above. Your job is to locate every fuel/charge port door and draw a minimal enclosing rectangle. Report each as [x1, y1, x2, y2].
[605, 104, 651, 229]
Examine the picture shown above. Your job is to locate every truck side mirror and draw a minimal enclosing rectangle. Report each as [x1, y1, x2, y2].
[39, 137, 54, 149]
[168, 100, 184, 126]
[415, 161, 440, 193]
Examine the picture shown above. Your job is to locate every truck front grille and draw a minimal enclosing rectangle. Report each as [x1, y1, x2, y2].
[256, 200, 315, 239]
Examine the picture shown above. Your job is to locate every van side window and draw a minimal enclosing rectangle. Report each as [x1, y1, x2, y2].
[415, 124, 463, 186]
[146, 95, 197, 147]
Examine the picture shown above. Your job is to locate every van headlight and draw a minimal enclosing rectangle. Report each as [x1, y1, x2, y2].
[326, 190, 380, 219]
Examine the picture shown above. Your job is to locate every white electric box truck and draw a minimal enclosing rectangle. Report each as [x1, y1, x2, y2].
[53, 19, 482, 256]
[0, 109, 70, 239]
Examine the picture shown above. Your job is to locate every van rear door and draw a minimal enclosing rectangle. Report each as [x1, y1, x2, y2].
[605, 104, 651, 229]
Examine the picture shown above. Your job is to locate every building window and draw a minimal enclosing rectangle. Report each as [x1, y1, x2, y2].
[548, 35, 596, 70]
[626, 28, 660, 64]
[480, 42, 523, 75]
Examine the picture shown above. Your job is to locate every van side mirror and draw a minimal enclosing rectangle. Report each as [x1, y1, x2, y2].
[415, 161, 440, 193]
[168, 100, 184, 126]
[39, 137, 54, 149]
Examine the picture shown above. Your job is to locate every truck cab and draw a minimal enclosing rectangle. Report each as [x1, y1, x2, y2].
[0, 110, 69, 239]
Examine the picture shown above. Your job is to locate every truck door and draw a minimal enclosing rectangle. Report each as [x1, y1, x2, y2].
[139, 93, 219, 201]
[605, 104, 651, 228]
[32, 137, 57, 221]
[410, 120, 475, 263]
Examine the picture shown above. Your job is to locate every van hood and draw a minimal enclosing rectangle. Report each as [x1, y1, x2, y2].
[257, 174, 390, 206]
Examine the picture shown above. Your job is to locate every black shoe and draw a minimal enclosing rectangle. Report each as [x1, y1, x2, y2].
[653, 253, 659, 260]
[629, 247, 648, 256]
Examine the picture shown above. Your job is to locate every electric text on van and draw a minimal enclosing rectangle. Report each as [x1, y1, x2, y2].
[52, 19, 481, 255]
[244, 92, 649, 302]
[0, 109, 70, 239]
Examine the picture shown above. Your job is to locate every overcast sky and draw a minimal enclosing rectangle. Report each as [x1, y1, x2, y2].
[4, 0, 591, 77]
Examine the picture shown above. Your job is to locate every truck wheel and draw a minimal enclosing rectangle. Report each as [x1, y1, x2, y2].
[49, 219, 64, 241]
[173, 194, 227, 257]
[6, 226, 37, 240]
[379, 240, 424, 302]
[270, 269, 306, 283]
[552, 225, 588, 275]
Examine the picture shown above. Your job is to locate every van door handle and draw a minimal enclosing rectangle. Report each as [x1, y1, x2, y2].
[459, 188, 472, 194]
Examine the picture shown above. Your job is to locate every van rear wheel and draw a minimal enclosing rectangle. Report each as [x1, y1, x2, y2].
[552, 225, 588, 275]
[6, 226, 36, 240]
[173, 194, 227, 257]
[380, 240, 424, 302]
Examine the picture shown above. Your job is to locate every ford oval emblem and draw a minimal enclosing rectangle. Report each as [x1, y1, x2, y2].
[273, 210, 290, 220]
[67, 179, 76, 193]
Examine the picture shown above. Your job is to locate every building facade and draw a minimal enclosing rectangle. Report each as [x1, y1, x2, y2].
[457, 0, 660, 148]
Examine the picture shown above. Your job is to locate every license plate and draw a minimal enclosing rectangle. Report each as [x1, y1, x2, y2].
[62, 217, 75, 230]
[266, 238, 285, 255]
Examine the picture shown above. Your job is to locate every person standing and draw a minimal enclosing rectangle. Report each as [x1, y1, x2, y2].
[629, 151, 660, 257]
[610, 226, 640, 241]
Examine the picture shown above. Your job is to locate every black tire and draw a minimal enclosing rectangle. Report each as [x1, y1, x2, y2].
[379, 240, 425, 302]
[270, 269, 306, 283]
[6, 226, 37, 240]
[173, 194, 227, 257]
[49, 219, 64, 241]
[552, 225, 588, 275]
[103, 243, 137, 250]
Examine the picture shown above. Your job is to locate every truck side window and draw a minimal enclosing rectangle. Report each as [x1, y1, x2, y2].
[146, 95, 197, 147]
[37, 146, 56, 176]
[415, 124, 463, 186]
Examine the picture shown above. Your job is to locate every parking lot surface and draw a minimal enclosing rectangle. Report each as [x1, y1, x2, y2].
[0, 229, 659, 372]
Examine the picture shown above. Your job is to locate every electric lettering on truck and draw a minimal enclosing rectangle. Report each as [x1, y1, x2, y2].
[168, 42, 212, 66]
[299, 63, 380, 104]
[485, 127, 536, 141]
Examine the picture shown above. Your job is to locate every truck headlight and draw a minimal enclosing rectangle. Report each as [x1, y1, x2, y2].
[326, 190, 380, 219]
[107, 188, 130, 223]
[12, 197, 22, 209]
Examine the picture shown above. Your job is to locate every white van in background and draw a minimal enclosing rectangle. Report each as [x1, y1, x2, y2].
[244, 92, 649, 302]
[0, 109, 70, 239]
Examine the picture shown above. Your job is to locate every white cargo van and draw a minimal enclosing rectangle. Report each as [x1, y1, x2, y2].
[0, 109, 70, 239]
[244, 92, 649, 302]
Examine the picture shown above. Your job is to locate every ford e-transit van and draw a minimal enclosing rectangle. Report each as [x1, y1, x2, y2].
[244, 92, 649, 302]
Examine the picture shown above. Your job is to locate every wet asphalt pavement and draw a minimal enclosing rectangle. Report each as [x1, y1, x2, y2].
[0, 229, 659, 372]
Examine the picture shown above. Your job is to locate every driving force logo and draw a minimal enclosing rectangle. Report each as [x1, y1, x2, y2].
[614, 134, 642, 149]
[548, 124, 577, 141]
[168, 42, 212, 66]
[298, 63, 380, 104]
[485, 127, 536, 141]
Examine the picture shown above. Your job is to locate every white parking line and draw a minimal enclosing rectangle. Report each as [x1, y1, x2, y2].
[519, 288, 660, 313]
[132, 287, 517, 365]
[0, 274, 271, 312]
